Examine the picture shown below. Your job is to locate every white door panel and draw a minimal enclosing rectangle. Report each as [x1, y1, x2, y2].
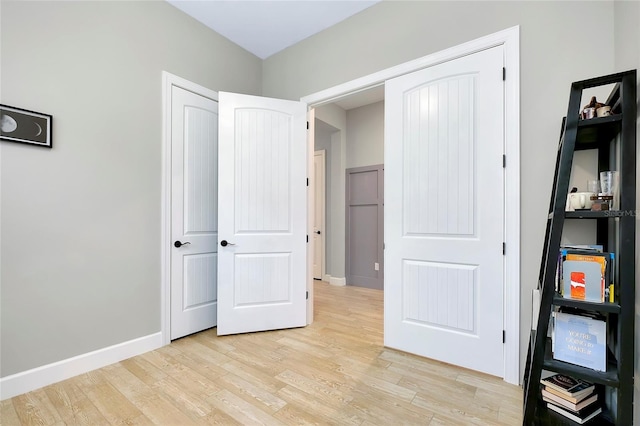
[171, 86, 218, 339]
[385, 46, 505, 376]
[218, 92, 307, 336]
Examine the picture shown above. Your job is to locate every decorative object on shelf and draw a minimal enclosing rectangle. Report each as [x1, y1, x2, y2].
[580, 96, 606, 120]
[596, 105, 612, 117]
[565, 186, 578, 212]
[0, 104, 52, 148]
[599, 170, 620, 209]
[569, 192, 596, 210]
[590, 194, 613, 211]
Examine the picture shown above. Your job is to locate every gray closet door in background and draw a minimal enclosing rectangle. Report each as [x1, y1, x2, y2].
[346, 165, 384, 290]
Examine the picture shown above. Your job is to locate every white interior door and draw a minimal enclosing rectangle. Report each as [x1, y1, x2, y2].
[313, 150, 325, 280]
[217, 92, 307, 336]
[170, 86, 219, 340]
[384, 46, 505, 376]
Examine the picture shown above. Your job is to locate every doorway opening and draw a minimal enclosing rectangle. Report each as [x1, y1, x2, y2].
[303, 26, 520, 384]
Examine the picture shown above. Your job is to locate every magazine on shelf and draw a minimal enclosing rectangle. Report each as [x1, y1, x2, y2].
[553, 311, 607, 371]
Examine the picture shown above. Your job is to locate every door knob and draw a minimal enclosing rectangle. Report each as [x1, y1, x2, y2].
[315, 231, 321, 235]
[174, 241, 191, 248]
[220, 240, 236, 247]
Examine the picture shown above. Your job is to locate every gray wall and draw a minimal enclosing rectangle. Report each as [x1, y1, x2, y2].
[613, 1, 640, 423]
[263, 0, 617, 379]
[0, 0, 262, 377]
[346, 101, 384, 169]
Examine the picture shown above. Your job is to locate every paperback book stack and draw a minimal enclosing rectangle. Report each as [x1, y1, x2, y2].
[540, 373, 602, 424]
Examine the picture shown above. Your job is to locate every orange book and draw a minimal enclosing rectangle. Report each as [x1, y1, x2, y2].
[565, 252, 607, 301]
[570, 271, 586, 299]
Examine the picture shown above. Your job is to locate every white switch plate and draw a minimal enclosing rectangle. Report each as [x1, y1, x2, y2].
[374, 262, 379, 271]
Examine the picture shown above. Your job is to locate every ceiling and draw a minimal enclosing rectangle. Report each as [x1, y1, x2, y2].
[167, 0, 384, 110]
[167, 0, 381, 60]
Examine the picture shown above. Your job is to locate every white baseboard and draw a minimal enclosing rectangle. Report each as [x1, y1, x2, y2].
[329, 276, 346, 286]
[322, 274, 331, 282]
[0, 332, 163, 400]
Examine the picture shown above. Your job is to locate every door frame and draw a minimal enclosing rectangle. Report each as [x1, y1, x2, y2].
[301, 26, 520, 385]
[161, 71, 219, 346]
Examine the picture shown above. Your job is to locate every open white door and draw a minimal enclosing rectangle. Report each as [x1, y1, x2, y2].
[384, 46, 505, 376]
[170, 86, 218, 340]
[217, 92, 307, 335]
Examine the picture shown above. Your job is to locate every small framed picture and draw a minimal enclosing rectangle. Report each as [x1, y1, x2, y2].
[0, 104, 52, 148]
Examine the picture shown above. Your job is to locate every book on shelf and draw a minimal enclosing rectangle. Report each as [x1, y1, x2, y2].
[541, 388, 598, 411]
[553, 311, 607, 371]
[546, 401, 602, 424]
[543, 384, 595, 403]
[555, 245, 604, 295]
[540, 373, 595, 397]
[559, 249, 612, 303]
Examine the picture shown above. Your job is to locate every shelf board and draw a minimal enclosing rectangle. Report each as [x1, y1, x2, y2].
[564, 210, 624, 219]
[553, 295, 621, 314]
[534, 399, 614, 426]
[543, 339, 619, 387]
[574, 114, 622, 148]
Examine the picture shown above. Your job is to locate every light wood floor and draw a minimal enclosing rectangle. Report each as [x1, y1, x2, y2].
[1, 282, 523, 425]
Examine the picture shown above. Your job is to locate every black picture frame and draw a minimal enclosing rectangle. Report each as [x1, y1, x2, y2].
[0, 104, 52, 148]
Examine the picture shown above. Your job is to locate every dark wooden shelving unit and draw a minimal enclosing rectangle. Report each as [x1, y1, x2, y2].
[522, 70, 636, 425]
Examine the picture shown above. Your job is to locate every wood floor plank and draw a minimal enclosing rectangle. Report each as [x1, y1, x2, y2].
[215, 372, 287, 413]
[412, 391, 501, 425]
[205, 389, 283, 426]
[44, 381, 106, 426]
[12, 389, 64, 426]
[276, 385, 363, 426]
[119, 357, 168, 387]
[1, 398, 22, 426]
[99, 364, 196, 425]
[4, 281, 522, 425]
[275, 369, 354, 407]
[219, 359, 287, 395]
[347, 387, 433, 425]
[271, 402, 325, 426]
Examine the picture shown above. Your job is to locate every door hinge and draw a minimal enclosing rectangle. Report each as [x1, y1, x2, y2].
[502, 242, 506, 255]
[307, 121, 309, 130]
[502, 67, 506, 81]
[306, 291, 309, 300]
[502, 330, 506, 343]
[306, 235, 309, 243]
[307, 178, 309, 186]
[503, 154, 506, 168]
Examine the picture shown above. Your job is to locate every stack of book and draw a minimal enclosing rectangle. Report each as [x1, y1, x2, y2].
[540, 373, 602, 424]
